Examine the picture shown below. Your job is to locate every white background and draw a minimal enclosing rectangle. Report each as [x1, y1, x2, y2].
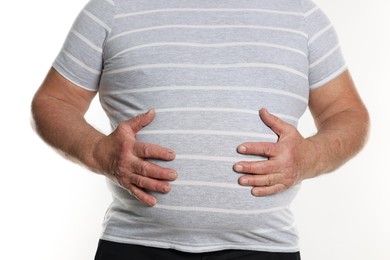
[1, 0, 389, 259]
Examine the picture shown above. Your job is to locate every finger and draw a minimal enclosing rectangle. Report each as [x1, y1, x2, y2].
[259, 108, 291, 137]
[238, 173, 283, 187]
[128, 173, 172, 194]
[127, 109, 156, 134]
[133, 142, 176, 161]
[131, 159, 178, 181]
[233, 160, 278, 175]
[127, 184, 158, 206]
[237, 142, 279, 157]
[251, 184, 286, 197]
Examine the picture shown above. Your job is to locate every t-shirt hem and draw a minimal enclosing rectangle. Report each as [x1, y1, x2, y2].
[310, 64, 348, 90]
[100, 234, 300, 254]
[52, 63, 98, 92]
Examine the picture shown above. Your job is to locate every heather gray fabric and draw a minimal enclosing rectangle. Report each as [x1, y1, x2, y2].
[53, 0, 346, 253]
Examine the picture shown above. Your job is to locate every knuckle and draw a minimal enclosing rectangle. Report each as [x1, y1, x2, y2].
[262, 145, 272, 156]
[115, 144, 133, 167]
[116, 156, 127, 173]
[115, 156, 131, 177]
[245, 163, 253, 173]
[139, 161, 150, 177]
[134, 176, 146, 188]
[266, 176, 273, 186]
[142, 145, 152, 158]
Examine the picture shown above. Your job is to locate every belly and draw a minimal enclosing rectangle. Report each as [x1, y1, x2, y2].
[107, 117, 300, 231]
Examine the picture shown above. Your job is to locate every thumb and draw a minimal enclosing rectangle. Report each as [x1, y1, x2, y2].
[127, 109, 156, 134]
[259, 108, 289, 137]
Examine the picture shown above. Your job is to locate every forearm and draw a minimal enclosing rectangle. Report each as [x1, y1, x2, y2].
[303, 107, 370, 180]
[31, 95, 104, 172]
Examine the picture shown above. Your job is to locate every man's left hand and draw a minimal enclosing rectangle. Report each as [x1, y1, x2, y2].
[233, 108, 314, 196]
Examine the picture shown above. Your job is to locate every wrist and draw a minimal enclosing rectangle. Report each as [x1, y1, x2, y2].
[299, 137, 324, 181]
[80, 131, 107, 174]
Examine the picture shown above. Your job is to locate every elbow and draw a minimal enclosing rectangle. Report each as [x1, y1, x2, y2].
[361, 105, 371, 149]
[30, 91, 47, 138]
[30, 94, 40, 134]
[348, 103, 370, 156]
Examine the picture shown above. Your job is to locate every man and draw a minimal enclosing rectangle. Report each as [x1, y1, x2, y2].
[31, 0, 369, 259]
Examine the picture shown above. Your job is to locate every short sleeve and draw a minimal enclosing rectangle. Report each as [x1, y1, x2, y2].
[52, 0, 115, 91]
[303, 0, 347, 90]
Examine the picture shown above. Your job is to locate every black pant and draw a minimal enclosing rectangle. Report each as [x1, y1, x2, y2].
[95, 240, 301, 260]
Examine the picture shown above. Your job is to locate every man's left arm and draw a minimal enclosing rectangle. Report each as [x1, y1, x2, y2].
[233, 70, 370, 196]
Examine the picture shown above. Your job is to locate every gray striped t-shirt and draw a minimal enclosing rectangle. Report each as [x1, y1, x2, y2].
[53, 0, 346, 253]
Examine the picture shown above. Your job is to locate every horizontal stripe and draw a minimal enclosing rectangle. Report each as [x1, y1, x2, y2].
[63, 51, 100, 75]
[309, 44, 340, 69]
[303, 6, 319, 18]
[108, 24, 308, 42]
[157, 107, 261, 115]
[172, 180, 248, 189]
[156, 108, 299, 122]
[82, 10, 111, 32]
[105, 63, 308, 79]
[71, 29, 102, 53]
[102, 85, 308, 103]
[118, 107, 299, 122]
[114, 8, 304, 19]
[155, 204, 287, 215]
[308, 24, 332, 45]
[174, 154, 264, 163]
[138, 130, 278, 140]
[105, 0, 114, 6]
[108, 41, 307, 61]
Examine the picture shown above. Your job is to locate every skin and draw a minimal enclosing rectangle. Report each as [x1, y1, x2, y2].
[31, 67, 369, 205]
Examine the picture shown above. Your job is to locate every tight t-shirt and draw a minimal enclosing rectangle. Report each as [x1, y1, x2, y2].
[53, 0, 346, 253]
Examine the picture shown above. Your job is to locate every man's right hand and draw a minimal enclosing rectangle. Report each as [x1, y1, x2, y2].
[92, 109, 177, 206]
[32, 69, 176, 207]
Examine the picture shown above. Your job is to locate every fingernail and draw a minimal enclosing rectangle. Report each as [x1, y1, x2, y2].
[240, 177, 249, 185]
[234, 164, 244, 172]
[148, 198, 157, 206]
[169, 171, 177, 180]
[146, 109, 155, 116]
[162, 185, 170, 193]
[237, 145, 247, 153]
[167, 152, 176, 160]
[260, 108, 269, 116]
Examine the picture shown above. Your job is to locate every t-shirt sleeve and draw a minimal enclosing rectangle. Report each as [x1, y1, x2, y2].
[52, 0, 115, 91]
[303, 0, 347, 90]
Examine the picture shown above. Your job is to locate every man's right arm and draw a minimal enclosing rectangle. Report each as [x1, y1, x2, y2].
[31, 68, 177, 206]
